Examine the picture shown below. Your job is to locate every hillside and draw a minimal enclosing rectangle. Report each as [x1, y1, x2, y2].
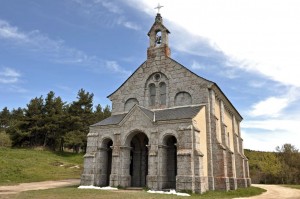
[0, 147, 83, 185]
[245, 145, 300, 184]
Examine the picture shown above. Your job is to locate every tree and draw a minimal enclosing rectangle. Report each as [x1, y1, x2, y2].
[0, 107, 10, 130]
[43, 91, 66, 150]
[25, 96, 45, 147]
[65, 89, 94, 152]
[4, 89, 111, 152]
[276, 144, 300, 184]
[245, 149, 283, 184]
[92, 104, 103, 124]
[103, 105, 111, 119]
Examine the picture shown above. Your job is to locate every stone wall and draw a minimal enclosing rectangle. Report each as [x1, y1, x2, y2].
[109, 56, 212, 115]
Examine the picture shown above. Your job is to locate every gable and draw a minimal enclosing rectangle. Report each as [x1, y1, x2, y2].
[119, 105, 154, 127]
[107, 56, 215, 114]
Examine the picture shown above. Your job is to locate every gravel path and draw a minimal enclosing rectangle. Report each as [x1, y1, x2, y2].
[0, 179, 80, 195]
[234, 184, 300, 199]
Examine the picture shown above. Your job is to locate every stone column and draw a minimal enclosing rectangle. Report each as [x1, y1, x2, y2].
[118, 146, 131, 188]
[158, 144, 168, 189]
[176, 126, 194, 192]
[94, 147, 108, 186]
[147, 130, 159, 189]
[80, 132, 98, 186]
[80, 153, 95, 186]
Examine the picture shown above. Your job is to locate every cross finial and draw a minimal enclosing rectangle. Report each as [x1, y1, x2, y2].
[154, 3, 164, 14]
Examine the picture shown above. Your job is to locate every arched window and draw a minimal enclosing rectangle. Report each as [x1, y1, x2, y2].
[159, 82, 166, 105]
[124, 98, 139, 112]
[149, 83, 156, 106]
[174, 91, 192, 106]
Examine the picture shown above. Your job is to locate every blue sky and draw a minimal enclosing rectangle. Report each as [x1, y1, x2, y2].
[1, 0, 299, 151]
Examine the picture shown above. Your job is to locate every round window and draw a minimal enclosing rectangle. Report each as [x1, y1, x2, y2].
[153, 73, 161, 81]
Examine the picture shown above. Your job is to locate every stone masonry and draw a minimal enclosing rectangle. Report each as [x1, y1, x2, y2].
[80, 13, 251, 193]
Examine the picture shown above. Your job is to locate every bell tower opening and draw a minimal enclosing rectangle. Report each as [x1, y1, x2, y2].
[155, 31, 162, 47]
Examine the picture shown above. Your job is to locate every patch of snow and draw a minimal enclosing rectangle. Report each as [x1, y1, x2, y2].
[70, 165, 80, 169]
[147, 189, 190, 196]
[78, 185, 118, 190]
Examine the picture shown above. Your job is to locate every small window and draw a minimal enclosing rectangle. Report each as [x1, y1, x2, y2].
[149, 83, 156, 106]
[227, 132, 230, 147]
[153, 73, 161, 81]
[159, 82, 166, 105]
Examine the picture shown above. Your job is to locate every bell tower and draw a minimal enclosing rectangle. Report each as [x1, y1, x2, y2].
[147, 12, 171, 59]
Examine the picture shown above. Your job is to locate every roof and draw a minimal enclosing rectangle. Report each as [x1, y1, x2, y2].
[155, 106, 202, 121]
[91, 113, 127, 126]
[91, 105, 203, 127]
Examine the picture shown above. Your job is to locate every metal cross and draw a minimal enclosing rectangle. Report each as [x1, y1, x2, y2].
[154, 3, 164, 14]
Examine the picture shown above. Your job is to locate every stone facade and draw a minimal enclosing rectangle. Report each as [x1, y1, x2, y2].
[81, 13, 251, 193]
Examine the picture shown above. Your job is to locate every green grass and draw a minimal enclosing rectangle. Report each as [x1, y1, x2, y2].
[0, 147, 83, 185]
[4, 186, 265, 199]
[283, 185, 300, 190]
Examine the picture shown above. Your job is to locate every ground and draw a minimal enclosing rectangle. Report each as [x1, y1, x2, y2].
[1, 181, 300, 199]
[0, 179, 79, 195]
[234, 184, 300, 199]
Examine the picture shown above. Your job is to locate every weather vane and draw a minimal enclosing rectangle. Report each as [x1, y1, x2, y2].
[154, 3, 163, 14]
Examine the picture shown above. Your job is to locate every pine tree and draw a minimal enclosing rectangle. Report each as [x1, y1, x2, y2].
[0, 107, 11, 130]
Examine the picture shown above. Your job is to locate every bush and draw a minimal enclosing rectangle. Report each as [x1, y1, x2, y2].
[0, 131, 12, 147]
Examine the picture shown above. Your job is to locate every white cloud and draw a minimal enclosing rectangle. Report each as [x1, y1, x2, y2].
[0, 19, 130, 76]
[117, 17, 140, 30]
[191, 61, 204, 70]
[249, 87, 300, 118]
[0, 19, 28, 41]
[0, 67, 21, 84]
[99, 0, 122, 14]
[105, 61, 131, 76]
[250, 97, 289, 118]
[242, 119, 300, 151]
[73, 0, 140, 30]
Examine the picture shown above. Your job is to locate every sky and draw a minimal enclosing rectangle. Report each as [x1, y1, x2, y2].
[0, 0, 299, 152]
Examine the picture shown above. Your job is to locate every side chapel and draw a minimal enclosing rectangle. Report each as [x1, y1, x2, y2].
[81, 12, 251, 193]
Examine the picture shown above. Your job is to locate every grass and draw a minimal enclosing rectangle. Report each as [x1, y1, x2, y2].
[0, 147, 266, 198]
[0, 147, 83, 185]
[283, 185, 300, 190]
[3, 186, 265, 199]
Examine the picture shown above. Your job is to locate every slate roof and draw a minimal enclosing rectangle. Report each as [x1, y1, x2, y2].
[91, 113, 127, 126]
[91, 105, 203, 127]
[154, 106, 202, 121]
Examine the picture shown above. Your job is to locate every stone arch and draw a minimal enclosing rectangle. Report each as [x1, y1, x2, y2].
[174, 91, 192, 106]
[161, 134, 177, 189]
[99, 137, 113, 186]
[145, 72, 169, 108]
[124, 98, 139, 112]
[124, 130, 149, 187]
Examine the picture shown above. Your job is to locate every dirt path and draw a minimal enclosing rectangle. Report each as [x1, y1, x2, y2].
[234, 184, 300, 199]
[1, 181, 300, 199]
[0, 179, 80, 195]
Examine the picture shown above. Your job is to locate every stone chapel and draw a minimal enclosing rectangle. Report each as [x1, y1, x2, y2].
[81, 13, 251, 193]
